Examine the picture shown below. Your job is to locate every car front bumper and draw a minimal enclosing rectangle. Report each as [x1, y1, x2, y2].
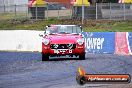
[42, 43, 85, 55]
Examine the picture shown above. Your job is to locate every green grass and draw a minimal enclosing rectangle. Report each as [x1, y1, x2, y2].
[0, 13, 30, 20]
[0, 19, 132, 32]
[0, 18, 58, 30]
[83, 20, 132, 32]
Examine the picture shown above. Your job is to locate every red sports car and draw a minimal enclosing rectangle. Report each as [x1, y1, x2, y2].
[41, 25, 85, 61]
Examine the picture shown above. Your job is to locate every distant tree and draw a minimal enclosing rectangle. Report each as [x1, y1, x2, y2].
[88, 0, 97, 4]
[88, 0, 119, 4]
[105, 0, 119, 3]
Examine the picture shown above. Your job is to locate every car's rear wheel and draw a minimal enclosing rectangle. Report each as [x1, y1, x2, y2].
[42, 54, 49, 61]
[79, 53, 85, 60]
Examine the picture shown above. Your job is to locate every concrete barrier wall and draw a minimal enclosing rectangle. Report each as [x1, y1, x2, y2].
[0, 30, 132, 55]
[82, 32, 115, 54]
[0, 30, 42, 52]
[115, 32, 132, 55]
[83, 32, 132, 55]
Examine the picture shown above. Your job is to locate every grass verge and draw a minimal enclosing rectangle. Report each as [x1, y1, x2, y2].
[0, 19, 132, 32]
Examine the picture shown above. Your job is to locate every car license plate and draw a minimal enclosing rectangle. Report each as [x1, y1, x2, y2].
[54, 49, 59, 54]
[54, 49, 72, 54]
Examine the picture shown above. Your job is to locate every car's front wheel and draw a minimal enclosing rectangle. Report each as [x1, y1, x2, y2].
[79, 53, 85, 60]
[42, 54, 49, 61]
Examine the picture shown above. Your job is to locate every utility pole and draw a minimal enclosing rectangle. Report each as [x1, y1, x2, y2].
[2, 0, 5, 6]
[82, 0, 84, 25]
[2, 0, 4, 5]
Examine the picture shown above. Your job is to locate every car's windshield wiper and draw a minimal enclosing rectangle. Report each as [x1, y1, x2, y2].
[50, 33, 57, 35]
[71, 33, 79, 35]
[59, 32, 70, 34]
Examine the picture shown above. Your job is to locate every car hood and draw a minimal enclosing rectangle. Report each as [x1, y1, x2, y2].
[45, 34, 82, 44]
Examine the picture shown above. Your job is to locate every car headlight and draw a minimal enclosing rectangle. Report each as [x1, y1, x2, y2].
[77, 38, 84, 45]
[43, 39, 50, 45]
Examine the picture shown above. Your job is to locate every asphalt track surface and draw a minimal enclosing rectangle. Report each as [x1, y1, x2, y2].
[0, 52, 132, 88]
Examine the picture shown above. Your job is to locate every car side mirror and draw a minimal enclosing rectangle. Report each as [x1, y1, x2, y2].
[39, 34, 43, 37]
[39, 31, 46, 37]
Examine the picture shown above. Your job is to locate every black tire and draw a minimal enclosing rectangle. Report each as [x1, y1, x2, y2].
[79, 53, 85, 60]
[42, 54, 49, 61]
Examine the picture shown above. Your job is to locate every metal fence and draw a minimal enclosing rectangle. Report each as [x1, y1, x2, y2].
[0, 3, 132, 21]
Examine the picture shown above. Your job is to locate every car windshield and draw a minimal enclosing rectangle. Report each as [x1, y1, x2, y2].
[46, 25, 82, 34]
